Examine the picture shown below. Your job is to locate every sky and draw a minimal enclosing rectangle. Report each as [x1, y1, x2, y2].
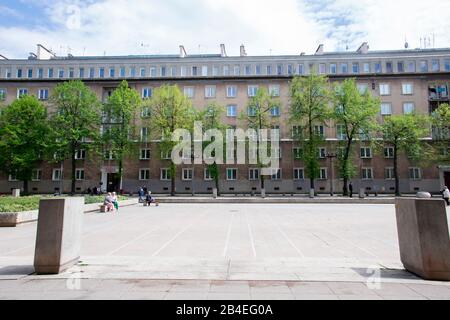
[0, 0, 449, 59]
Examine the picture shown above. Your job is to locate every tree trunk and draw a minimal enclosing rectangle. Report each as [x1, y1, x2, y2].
[261, 174, 265, 190]
[119, 159, 123, 194]
[213, 163, 220, 196]
[170, 163, 176, 196]
[342, 138, 352, 196]
[23, 180, 29, 196]
[394, 144, 400, 196]
[70, 147, 76, 195]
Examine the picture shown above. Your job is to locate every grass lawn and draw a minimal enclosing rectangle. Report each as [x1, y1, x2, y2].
[0, 195, 128, 212]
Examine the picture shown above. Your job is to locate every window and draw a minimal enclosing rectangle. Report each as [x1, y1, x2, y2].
[139, 169, 150, 181]
[287, 64, 294, 75]
[245, 65, 251, 75]
[319, 63, 326, 74]
[432, 59, 440, 72]
[266, 65, 273, 75]
[255, 65, 262, 75]
[374, 62, 382, 73]
[314, 125, 325, 138]
[184, 86, 195, 98]
[445, 60, 450, 72]
[385, 168, 395, 180]
[409, 167, 421, 180]
[142, 88, 152, 99]
[352, 63, 359, 74]
[226, 85, 237, 98]
[161, 150, 172, 160]
[27, 68, 33, 78]
[319, 168, 327, 180]
[403, 102, 415, 114]
[17, 88, 28, 98]
[340, 63, 348, 74]
[293, 168, 305, 180]
[233, 65, 240, 76]
[227, 105, 237, 117]
[419, 60, 428, 72]
[249, 168, 260, 181]
[227, 168, 237, 181]
[48, 68, 54, 78]
[362, 168, 373, 180]
[248, 85, 259, 97]
[360, 147, 372, 159]
[380, 103, 392, 115]
[407, 61, 416, 72]
[182, 168, 193, 181]
[402, 83, 413, 95]
[386, 62, 393, 73]
[329, 63, 337, 74]
[160, 168, 171, 181]
[270, 106, 281, 117]
[98, 68, 104, 78]
[17, 69, 23, 78]
[298, 64, 304, 75]
[293, 148, 303, 160]
[89, 68, 95, 78]
[223, 65, 230, 76]
[104, 150, 116, 160]
[357, 84, 368, 94]
[141, 107, 151, 118]
[120, 67, 126, 77]
[205, 86, 216, 98]
[318, 147, 326, 159]
[212, 66, 219, 76]
[204, 168, 213, 181]
[336, 124, 347, 140]
[130, 67, 136, 77]
[58, 69, 65, 78]
[150, 67, 157, 77]
[140, 127, 149, 141]
[32, 169, 42, 181]
[75, 169, 85, 181]
[201, 65, 208, 76]
[109, 68, 115, 78]
[52, 169, 62, 181]
[277, 64, 283, 75]
[271, 168, 282, 180]
[0, 89, 6, 101]
[9, 172, 18, 182]
[397, 61, 404, 73]
[384, 147, 394, 158]
[38, 89, 49, 100]
[379, 83, 390, 95]
[269, 85, 280, 97]
[140, 149, 151, 160]
[69, 68, 74, 78]
[75, 149, 86, 160]
[292, 126, 302, 139]
[38, 68, 43, 79]
[247, 106, 257, 117]
[170, 66, 177, 76]
[363, 63, 370, 73]
[162, 66, 168, 77]
[79, 68, 85, 78]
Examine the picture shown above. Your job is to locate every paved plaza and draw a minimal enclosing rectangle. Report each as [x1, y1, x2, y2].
[1, 203, 449, 300]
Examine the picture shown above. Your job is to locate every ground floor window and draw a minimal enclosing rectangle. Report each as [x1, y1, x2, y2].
[160, 168, 171, 181]
[32, 169, 42, 182]
[249, 168, 260, 181]
[182, 168, 193, 181]
[227, 168, 237, 181]
[409, 167, 422, 180]
[293, 168, 305, 180]
[319, 168, 328, 180]
[52, 169, 62, 181]
[362, 168, 374, 180]
[204, 168, 213, 181]
[75, 169, 85, 181]
[385, 167, 395, 180]
[139, 169, 150, 181]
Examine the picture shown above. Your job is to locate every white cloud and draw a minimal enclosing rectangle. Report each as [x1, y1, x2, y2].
[0, 0, 449, 59]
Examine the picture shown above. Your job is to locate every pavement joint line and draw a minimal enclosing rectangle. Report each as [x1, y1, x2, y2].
[151, 214, 207, 257]
[245, 212, 257, 258]
[106, 225, 162, 256]
[222, 213, 234, 258]
[267, 213, 305, 259]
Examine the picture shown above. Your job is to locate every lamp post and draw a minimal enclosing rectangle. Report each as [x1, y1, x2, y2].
[326, 152, 337, 196]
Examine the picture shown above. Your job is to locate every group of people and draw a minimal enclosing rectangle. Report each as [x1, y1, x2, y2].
[138, 187, 158, 206]
[103, 192, 119, 212]
[87, 186, 102, 196]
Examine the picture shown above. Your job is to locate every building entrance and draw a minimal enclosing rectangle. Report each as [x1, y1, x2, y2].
[107, 173, 120, 193]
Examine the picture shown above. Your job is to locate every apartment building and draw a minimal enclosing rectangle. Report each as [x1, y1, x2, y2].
[0, 43, 449, 195]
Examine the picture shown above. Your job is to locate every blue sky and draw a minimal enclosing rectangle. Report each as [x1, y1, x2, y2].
[1, 0, 449, 58]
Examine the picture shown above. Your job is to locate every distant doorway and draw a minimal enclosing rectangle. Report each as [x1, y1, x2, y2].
[107, 173, 120, 193]
[445, 172, 450, 188]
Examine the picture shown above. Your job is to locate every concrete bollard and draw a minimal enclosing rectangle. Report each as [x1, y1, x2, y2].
[261, 188, 266, 198]
[12, 189, 20, 198]
[359, 188, 365, 199]
[213, 188, 218, 199]
[309, 189, 315, 198]
[395, 198, 450, 281]
[34, 197, 84, 274]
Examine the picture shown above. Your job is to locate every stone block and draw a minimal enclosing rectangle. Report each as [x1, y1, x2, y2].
[213, 188, 218, 199]
[309, 189, 314, 198]
[359, 188, 365, 199]
[12, 189, 20, 198]
[34, 197, 84, 274]
[261, 189, 266, 198]
[395, 198, 450, 281]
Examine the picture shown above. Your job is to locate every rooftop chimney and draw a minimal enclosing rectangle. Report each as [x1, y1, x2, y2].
[36, 44, 56, 60]
[357, 42, 369, 54]
[315, 44, 324, 55]
[179, 45, 187, 58]
[220, 44, 227, 57]
[240, 44, 247, 57]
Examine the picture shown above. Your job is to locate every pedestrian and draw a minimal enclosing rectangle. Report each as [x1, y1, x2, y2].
[145, 191, 159, 207]
[103, 193, 115, 212]
[112, 192, 119, 211]
[138, 187, 145, 203]
[349, 182, 353, 198]
[442, 186, 450, 206]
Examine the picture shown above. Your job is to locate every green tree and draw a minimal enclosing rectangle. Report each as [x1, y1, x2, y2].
[290, 73, 332, 194]
[0, 96, 51, 195]
[240, 87, 280, 191]
[381, 114, 431, 196]
[199, 102, 228, 195]
[102, 80, 141, 192]
[145, 85, 196, 196]
[431, 103, 450, 164]
[333, 79, 381, 196]
[49, 80, 101, 194]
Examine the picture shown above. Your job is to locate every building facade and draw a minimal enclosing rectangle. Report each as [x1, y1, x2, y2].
[0, 43, 449, 195]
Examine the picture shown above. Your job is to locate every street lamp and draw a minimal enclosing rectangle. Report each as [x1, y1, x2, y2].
[326, 152, 337, 196]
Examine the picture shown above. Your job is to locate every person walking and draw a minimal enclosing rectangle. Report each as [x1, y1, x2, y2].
[349, 182, 353, 198]
[443, 186, 450, 206]
[138, 187, 145, 203]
